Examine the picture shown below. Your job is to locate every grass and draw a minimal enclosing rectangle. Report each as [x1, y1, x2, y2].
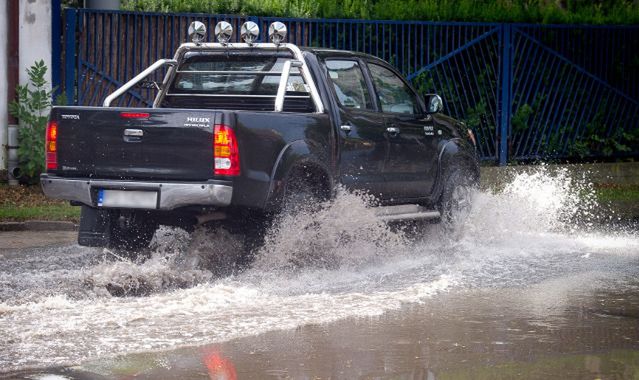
[0, 204, 81, 221]
[593, 184, 639, 203]
[0, 184, 81, 222]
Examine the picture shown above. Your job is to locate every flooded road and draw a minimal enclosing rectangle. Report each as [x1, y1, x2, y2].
[1, 169, 638, 377]
[74, 279, 639, 379]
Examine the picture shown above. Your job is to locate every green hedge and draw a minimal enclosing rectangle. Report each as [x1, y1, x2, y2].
[119, 0, 639, 24]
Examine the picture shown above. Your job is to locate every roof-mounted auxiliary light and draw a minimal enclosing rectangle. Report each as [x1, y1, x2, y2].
[240, 21, 259, 45]
[268, 22, 287, 45]
[188, 21, 207, 44]
[215, 21, 233, 45]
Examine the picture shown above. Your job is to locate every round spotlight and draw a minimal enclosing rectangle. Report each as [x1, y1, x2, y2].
[188, 21, 207, 44]
[268, 22, 287, 45]
[240, 21, 259, 45]
[214, 21, 233, 45]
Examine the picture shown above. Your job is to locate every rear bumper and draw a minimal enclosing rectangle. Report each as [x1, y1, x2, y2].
[40, 174, 233, 210]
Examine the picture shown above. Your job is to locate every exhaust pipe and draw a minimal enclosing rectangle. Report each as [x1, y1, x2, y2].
[7, 124, 19, 186]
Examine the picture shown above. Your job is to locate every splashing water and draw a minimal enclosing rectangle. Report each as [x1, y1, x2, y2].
[0, 168, 637, 371]
[253, 189, 409, 272]
[467, 167, 596, 238]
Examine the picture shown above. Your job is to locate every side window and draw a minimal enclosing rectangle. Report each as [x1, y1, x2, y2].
[326, 60, 373, 110]
[368, 63, 418, 115]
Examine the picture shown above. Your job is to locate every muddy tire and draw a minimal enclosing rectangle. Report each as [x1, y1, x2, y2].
[438, 169, 477, 234]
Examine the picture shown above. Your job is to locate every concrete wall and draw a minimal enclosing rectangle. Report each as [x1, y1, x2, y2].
[0, 0, 52, 173]
[19, 0, 52, 87]
[0, 1, 7, 171]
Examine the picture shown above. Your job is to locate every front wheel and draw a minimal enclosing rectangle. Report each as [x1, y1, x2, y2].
[438, 169, 477, 233]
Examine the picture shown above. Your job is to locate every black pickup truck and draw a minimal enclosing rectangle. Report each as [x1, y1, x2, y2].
[42, 21, 479, 255]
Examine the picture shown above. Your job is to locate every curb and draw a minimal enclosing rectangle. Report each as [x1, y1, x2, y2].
[0, 221, 78, 232]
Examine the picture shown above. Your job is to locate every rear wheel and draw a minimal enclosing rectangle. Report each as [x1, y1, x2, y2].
[108, 210, 158, 254]
[275, 172, 336, 269]
[281, 167, 330, 215]
[193, 211, 270, 276]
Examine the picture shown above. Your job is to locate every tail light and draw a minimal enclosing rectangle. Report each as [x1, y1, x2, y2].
[46, 121, 58, 170]
[213, 124, 240, 176]
[120, 112, 150, 119]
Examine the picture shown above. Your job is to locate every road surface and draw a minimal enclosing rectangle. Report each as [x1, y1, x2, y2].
[1, 170, 638, 378]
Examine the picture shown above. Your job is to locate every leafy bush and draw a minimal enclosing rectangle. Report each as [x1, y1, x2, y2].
[8, 60, 54, 183]
[120, 0, 639, 24]
[568, 101, 639, 158]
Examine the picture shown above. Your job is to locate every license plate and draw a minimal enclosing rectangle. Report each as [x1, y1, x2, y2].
[97, 189, 158, 209]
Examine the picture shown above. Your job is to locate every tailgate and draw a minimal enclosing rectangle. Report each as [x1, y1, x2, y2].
[51, 107, 218, 181]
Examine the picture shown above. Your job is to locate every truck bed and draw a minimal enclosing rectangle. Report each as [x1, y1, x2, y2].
[48, 106, 333, 209]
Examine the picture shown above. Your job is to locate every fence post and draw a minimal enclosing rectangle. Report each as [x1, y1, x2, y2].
[51, 0, 62, 101]
[498, 24, 513, 166]
[64, 8, 77, 105]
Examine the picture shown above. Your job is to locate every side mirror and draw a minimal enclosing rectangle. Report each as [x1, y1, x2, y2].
[424, 94, 443, 114]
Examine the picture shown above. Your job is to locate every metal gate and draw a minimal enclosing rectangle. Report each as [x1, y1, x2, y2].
[57, 9, 639, 164]
[509, 25, 639, 161]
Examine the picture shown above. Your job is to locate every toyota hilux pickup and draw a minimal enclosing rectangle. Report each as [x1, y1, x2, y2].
[41, 20, 479, 255]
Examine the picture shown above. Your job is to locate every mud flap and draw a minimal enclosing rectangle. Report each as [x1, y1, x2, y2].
[78, 205, 110, 247]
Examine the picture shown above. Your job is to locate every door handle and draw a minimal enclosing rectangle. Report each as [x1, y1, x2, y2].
[340, 125, 352, 133]
[124, 129, 143, 137]
[386, 126, 400, 136]
[123, 129, 143, 142]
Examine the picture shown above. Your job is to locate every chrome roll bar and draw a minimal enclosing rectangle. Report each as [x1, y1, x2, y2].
[274, 60, 303, 112]
[103, 59, 178, 107]
[105, 43, 324, 113]
[153, 43, 324, 113]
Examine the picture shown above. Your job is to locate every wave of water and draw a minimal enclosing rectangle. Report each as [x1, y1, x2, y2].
[1, 168, 638, 371]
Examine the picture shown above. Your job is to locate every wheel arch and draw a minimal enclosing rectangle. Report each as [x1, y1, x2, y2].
[265, 140, 333, 211]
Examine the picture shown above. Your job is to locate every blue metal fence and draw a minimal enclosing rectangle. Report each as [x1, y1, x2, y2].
[56, 9, 639, 164]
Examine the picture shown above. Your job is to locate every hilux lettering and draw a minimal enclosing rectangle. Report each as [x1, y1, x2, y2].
[187, 117, 210, 123]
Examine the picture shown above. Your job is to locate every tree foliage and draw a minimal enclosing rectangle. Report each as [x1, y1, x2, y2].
[119, 0, 639, 24]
